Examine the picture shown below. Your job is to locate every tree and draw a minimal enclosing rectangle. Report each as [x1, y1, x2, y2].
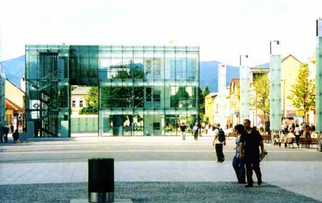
[79, 87, 98, 115]
[288, 64, 315, 121]
[171, 87, 190, 107]
[198, 86, 210, 122]
[250, 71, 270, 125]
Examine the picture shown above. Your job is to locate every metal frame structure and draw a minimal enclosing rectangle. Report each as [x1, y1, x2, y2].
[25, 45, 199, 137]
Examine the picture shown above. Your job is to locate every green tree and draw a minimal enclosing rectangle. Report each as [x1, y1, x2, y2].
[198, 86, 210, 122]
[79, 87, 98, 115]
[288, 64, 315, 121]
[250, 71, 270, 125]
[171, 87, 190, 107]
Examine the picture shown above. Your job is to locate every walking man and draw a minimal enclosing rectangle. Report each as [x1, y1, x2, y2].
[193, 123, 199, 140]
[240, 119, 264, 187]
[180, 122, 187, 140]
[212, 123, 225, 163]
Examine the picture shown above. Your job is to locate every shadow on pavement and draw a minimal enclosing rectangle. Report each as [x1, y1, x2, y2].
[0, 182, 320, 203]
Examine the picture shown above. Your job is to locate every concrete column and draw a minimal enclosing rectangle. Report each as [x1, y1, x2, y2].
[269, 40, 282, 132]
[218, 64, 227, 129]
[0, 73, 5, 128]
[240, 55, 250, 123]
[316, 19, 322, 133]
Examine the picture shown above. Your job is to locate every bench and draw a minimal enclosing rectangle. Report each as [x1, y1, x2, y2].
[299, 138, 318, 148]
[262, 135, 272, 143]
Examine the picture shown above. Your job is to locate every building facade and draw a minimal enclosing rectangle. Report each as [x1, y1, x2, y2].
[71, 86, 90, 116]
[25, 45, 199, 137]
[204, 92, 217, 124]
[228, 78, 240, 127]
[5, 79, 25, 130]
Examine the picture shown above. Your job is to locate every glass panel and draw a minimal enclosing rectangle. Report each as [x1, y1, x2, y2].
[70, 45, 99, 85]
[133, 51, 144, 79]
[99, 58, 110, 80]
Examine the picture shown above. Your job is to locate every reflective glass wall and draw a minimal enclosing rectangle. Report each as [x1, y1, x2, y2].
[26, 45, 199, 137]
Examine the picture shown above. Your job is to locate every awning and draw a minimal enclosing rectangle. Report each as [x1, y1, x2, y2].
[5, 99, 24, 112]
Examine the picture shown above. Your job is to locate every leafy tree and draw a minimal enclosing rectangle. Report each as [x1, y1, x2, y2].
[171, 87, 190, 107]
[250, 71, 270, 124]
[288, 64, 315, 121]
[79, 87, 98, 115]
[198, 86, 210, 122]
[202, 86, 210, 98]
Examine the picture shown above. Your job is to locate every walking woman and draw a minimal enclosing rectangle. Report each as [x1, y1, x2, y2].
[232, 124, 246, 184]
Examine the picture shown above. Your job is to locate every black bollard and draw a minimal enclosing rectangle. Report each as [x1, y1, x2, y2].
[88, 158, 114, 203]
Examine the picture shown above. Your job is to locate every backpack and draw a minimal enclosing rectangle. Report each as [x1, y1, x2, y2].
[218, 128, 225, 142]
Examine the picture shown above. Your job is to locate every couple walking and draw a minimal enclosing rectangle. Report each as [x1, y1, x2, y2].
[233, 119, 264, 187]
[213, 119, 265, 187]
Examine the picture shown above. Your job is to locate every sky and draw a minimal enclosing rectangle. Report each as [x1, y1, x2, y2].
[0, 0, 321, 66]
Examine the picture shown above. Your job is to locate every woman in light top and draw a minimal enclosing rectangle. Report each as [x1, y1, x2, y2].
[232, 124, 246, 184]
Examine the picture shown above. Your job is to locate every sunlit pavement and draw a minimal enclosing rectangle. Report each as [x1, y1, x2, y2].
[0, 134, 322, 202]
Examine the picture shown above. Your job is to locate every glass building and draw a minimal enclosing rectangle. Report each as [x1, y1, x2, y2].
[25, 45, 199, 137]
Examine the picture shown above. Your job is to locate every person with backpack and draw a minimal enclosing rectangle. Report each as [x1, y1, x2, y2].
[212, 123, 225, 163]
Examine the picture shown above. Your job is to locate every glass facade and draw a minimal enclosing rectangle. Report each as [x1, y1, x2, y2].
[25, 45, 199, 137]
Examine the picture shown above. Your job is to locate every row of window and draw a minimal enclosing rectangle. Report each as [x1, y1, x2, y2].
[72, 100, 84, 108]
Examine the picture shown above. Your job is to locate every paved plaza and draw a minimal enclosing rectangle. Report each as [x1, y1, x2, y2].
[0, 134, 322, 202]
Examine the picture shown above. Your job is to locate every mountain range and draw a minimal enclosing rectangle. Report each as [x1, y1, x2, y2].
[0, 55, 241, 92]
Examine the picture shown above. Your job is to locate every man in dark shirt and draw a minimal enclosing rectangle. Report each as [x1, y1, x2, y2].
[180, 122, 187, 140]
[239, 119, 264, 187]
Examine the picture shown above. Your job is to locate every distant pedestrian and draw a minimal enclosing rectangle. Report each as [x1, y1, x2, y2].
[232, 124, 246, 184]
[3, 126, 9, 143]
[10, 124, 14, 134]
[193, 123, 199, 140]
[310, 124, 315, 132]
[13, 129, 19, 143]
[283, 122, 289, 135]
[180, 122, 187, 140]
[240, 119, 264, 187]
[304, 125, 311, 138]
[198, 123, 202, 137]
[212, 123, 225, 163]
[294, 124, 300, 147]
